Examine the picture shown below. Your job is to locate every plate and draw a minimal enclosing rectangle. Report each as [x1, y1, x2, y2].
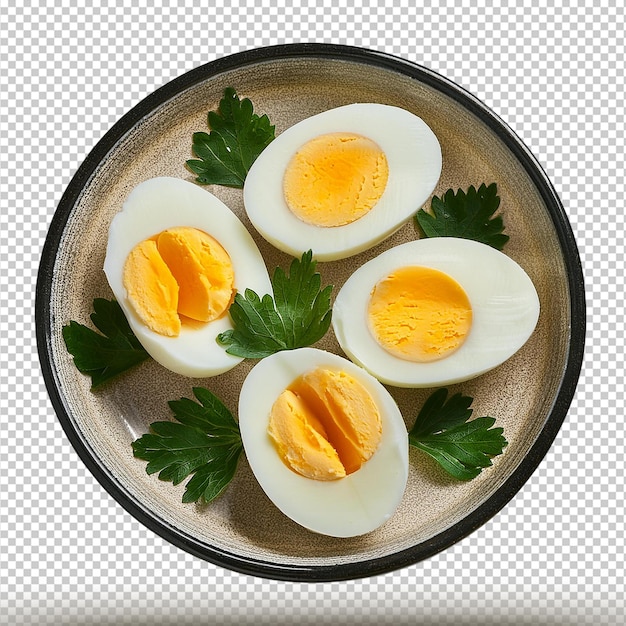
[36, 44, 585, 582]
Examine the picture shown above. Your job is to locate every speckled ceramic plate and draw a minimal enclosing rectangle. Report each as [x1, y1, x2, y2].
[36, 44, 585, 582]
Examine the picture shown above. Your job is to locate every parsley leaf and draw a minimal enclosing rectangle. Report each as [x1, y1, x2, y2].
[415, 182, 509, 250]
[186, 87, 275, 188]
[131, 387, 243, 504]
[408, 388, 508, 480]
[62, 298, 150, 389]
[217, 250, 333, 359]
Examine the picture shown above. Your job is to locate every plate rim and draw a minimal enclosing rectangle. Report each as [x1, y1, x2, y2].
[35, 42, 586, 582]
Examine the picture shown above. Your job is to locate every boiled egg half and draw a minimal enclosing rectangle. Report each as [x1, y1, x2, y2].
[103, 176, 272, 377]
[332, 237, 540, 387]
[243, 103, 442, 261]
[239, 348, 409, 537]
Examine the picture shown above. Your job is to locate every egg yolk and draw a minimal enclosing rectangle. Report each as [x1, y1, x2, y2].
[282, 132, 389, 227]
[267, 368, 382, 481]
[123, 227, 234, 337]
[367, 266, 473, 362]
[122, 239, 181, 337]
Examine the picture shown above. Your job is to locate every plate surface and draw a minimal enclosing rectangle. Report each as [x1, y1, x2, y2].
[36, 44, 585, 582]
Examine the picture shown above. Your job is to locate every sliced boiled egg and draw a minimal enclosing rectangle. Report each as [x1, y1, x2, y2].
[332, 237, 540, 388]
[103, 176, 272, 377]
[238, 348, 409, 537]
[243, 103, 442, 261]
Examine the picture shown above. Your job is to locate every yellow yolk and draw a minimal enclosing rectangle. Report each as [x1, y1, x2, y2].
[123, 227, 234, 337]
[267, 368, 383, 481]
[122, 239, 181, 337]
[282, 132, 389, 227]
[156, 228, 234, 323]
[367, 266, 473, 362]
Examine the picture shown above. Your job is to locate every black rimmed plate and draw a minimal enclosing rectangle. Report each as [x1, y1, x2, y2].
[36, 44, 585, 582]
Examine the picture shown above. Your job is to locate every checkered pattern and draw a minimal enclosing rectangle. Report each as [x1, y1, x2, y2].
[1, 0, 623, 624]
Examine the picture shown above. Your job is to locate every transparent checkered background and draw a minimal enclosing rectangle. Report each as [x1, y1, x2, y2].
[1, 1, 623, 624]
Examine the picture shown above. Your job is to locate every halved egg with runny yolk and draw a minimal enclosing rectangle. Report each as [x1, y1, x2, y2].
[104, 177, 272, 378]
[243, 103, 442, 261]
[239, 348, 409, 537]
[332, 237, 540, 388]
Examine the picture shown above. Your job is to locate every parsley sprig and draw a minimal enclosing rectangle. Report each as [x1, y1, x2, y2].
[62, 298, 150, 389]
[186, 87, 275, 188]
[217, 250, 333, 359]
[409, 388, 508, 480]
[131, 387, 243, 504]
[415, 182, 509, 250]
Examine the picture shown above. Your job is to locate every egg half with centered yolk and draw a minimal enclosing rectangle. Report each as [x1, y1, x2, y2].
[238, 348, 409, 537]
[332, 237, 540, 388]
[243, 103, 442, 261]
[103, 177, 272, 377]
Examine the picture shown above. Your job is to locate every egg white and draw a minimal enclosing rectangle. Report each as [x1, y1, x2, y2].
[238, 348, 409, 538]
[243, 103, 442, 261]
[103, 177, 272, 378]
[332, 237, 541, 388]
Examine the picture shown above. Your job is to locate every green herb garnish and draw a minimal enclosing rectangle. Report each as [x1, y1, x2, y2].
[408, 388, 508, 480]
[415, 182, 509, 250]
[217, 250, 333, 359]
[62, 298, 150, 389]
[186, 87, 275, 188]
[132, 387, 243, 504]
